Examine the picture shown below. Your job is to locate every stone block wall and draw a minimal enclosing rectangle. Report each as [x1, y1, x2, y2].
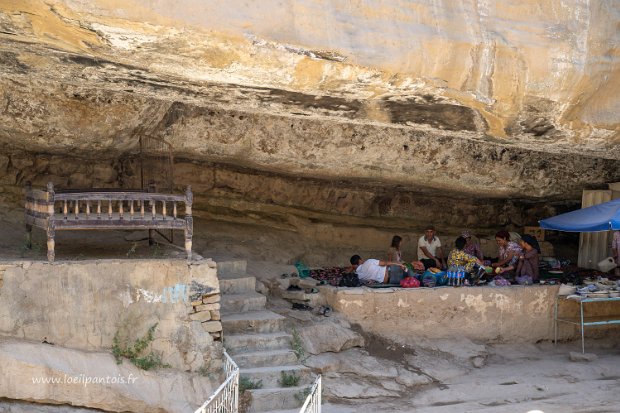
[322, 285, 617, 344]
[0, 259, 223, 372]
[190, 292, 222, 340]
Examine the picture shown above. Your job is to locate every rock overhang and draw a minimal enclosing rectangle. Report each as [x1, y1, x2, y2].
[0, 0, 619, 206]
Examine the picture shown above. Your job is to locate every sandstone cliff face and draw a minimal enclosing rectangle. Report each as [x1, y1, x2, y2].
[0, 0, 618, 237]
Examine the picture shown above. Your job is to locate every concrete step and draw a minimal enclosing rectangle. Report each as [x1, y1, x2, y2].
[217, 260, 247, 277]
[221, 292, 267, 313]
[248, 385, 309, 412]
[221, 310, 287, 334]
[220, 276, 256, 294]
[225, 332, 292, 355]
[240, 365, 312, 388]
[263, 410, 300, 413]
[280, 290, 326, 308]
[235, 349, 299, 368]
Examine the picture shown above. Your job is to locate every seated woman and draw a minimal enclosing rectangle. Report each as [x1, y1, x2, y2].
[448, 236, 484, 281]
[387, 235, 404, 263]
[516, 234, 541, 284]
[491, 230, 523, 276]
[461, 230, 483, 260]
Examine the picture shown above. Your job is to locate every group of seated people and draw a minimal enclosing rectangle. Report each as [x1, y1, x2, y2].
[349, 225, 542, 286]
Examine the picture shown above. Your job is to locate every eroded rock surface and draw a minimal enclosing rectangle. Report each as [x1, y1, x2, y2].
[0, 337, 215, 413]
[304, 348, 431, 401]
[297, 320, 365, 355]
[0, 1, 618, 237]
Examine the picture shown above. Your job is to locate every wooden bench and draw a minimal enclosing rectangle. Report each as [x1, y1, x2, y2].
[25, 182, 193, 262]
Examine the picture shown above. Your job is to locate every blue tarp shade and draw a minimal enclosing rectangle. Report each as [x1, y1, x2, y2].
[539, 198, 620, 232]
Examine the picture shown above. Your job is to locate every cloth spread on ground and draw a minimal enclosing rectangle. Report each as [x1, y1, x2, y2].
[309, 266, 349, 286]
[308, 262, 617, 288]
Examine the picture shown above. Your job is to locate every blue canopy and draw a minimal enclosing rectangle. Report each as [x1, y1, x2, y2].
[539, 198, 620, 232]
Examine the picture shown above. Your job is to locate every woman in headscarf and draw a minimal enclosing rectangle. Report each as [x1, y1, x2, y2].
[461, 230, 483, 260]
[448, 236, 484, 273]
[516, 234, 541, 283]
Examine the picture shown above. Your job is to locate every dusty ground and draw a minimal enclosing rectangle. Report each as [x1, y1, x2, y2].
[315, 341, 620, 413]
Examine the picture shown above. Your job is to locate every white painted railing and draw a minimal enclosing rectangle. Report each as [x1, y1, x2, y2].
[299, 375, 322, 413]
[194, 350, 239, 413]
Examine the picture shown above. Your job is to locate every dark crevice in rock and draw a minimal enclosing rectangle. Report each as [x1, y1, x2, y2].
[383, 98, 478, 131]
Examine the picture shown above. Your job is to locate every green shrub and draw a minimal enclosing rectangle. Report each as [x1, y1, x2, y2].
[279, 371, 300, 387]
[291, 328, 305, 361]
[294, 387, 312, 403]
[112, 323, 169, 370]
[239, 376, 263, 392]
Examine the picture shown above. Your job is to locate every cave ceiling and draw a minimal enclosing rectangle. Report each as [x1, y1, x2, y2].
[0, 0, 619, 202]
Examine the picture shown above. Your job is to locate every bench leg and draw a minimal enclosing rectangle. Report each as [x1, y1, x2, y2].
[46, 226, 55, 262]
[25, 224, 32, 249]
[185, 217, 193, 261]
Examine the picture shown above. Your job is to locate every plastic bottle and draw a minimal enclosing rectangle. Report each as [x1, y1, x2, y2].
[448, 265, 456, 286]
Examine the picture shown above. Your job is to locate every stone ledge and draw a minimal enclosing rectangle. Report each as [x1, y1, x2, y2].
[323, 285, 581, 343]
[202, 295, 220, 304]
[202, 321, 222, 333]
[190, 311, 212, 322]
[196, 303, 220, 312]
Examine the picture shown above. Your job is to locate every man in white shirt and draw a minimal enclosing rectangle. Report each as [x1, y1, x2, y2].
[417, 226, 445, 270]
[349, 255, 406, 284]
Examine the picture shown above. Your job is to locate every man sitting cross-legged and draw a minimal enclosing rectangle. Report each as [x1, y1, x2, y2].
[349, 255, 407, 284]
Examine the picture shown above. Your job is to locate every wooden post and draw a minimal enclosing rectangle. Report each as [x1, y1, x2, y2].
[149, 201, 155, 245]
[46, 182, 55, 262]
[25, 223, 32, 249]
[184, 186, 193, 260]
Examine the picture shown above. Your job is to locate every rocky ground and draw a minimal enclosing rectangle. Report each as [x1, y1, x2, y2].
[266, 291, 620, 413]
[242, 258, 620, 413]
[1, 218, 619, 413]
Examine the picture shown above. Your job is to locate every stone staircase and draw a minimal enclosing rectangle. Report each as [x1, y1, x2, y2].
[218, 260, 313, 413]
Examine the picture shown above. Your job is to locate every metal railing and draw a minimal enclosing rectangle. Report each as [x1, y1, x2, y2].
[299, 375, 322, 413]
[194, 350, 239, 413]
